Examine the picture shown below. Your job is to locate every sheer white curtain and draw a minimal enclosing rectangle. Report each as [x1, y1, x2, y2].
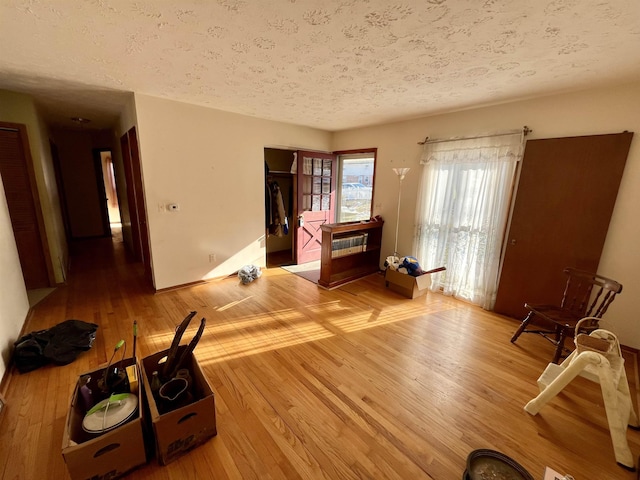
[414, 131, 524, 309]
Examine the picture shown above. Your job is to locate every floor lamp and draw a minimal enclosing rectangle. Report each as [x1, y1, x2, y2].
[392, 167, 410, 258]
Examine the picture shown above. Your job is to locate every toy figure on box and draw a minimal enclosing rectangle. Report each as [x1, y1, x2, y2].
[384, 255, 401, 271]
[384, 255, 425, 277]
[401, 256, 425, 277]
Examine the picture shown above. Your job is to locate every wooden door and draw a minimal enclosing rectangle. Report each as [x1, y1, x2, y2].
[494, 132, 633, 319]
[120, 132, 141, 260]
[295, 150, 336, 265]
[127, 128, 152, 283]
[121, 127, 152, 285]
[0, 123, 53, 288]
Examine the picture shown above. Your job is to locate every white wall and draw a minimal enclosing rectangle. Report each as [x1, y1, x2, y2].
[0, 90, 67, 380]
[134, 94, 331, 289]
[333, 81, 640, 349]
[0, 175, 30, 381]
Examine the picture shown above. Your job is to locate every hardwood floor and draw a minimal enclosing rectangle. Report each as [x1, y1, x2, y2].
[1, 233, 639, 479]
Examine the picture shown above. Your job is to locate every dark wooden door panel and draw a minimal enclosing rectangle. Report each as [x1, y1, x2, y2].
[121, 131, 141, 261]
[127, 127, 152, 283]
[120, 127, 152, 286]
[494, 132, 633, 319]
[0, 126, 51, 288]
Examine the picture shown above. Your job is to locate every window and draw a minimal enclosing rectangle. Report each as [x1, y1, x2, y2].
[336, 151, 376, 223]
[414, 132, 523, 309]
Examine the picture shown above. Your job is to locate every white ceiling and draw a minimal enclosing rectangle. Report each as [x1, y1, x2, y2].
[1, 0, 639, 131]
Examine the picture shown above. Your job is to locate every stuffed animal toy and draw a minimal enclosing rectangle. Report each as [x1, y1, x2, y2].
[384, 255, 401, 271]
[401, 256, 425, 277]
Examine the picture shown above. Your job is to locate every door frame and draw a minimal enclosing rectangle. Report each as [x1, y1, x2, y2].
[120, 127, 153, 286]
[264, 147, 378, 266]
[49, 139, 72, 242]
[334, 148, 378, 222]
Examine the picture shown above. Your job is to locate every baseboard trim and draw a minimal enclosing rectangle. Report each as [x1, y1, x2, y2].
[154, 280, 207, 294]
[0, 307, 33, 400]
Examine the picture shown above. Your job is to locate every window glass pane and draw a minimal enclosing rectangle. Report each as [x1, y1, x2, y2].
[303, 157, 313, 175]
[338, 155, 375, 222]
[313, 158, 322, 176]
[323, 159, 332, 176]
[312, 177, 321, 194]
[303, 176, 312, 194]
[322, 177, 330, 194]
[312, 195, 321, 211]
[321, 195, 330, 211]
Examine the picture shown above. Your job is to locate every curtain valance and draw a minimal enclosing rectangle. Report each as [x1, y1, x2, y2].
[420, 130, 524, 165]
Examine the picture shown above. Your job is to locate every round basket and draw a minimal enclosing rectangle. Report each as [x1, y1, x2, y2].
[465, 449, 533, 480]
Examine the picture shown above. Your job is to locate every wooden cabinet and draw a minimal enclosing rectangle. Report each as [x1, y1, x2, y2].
[318, 219, 383, 289]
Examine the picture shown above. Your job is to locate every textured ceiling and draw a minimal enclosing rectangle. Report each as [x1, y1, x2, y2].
[1, 0, 639, 131]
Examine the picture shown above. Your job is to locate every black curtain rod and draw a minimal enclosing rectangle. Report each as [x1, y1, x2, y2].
[418, 126, 532, 145]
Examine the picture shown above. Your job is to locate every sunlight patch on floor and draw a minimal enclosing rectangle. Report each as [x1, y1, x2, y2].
[143, 280, 462, 368]
[216, 296, 254, 312]
[193, 302, 458, 365]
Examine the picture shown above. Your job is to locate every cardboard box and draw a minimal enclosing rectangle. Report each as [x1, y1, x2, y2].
[385, 268, 432, 299]
[62, 359, 147, 480]
[141, 345, 217, 465]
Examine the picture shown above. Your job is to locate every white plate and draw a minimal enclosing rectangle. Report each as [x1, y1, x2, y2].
[82, 393, 138, 434]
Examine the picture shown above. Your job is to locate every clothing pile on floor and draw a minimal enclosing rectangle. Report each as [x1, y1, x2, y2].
[13, 319, 98, 373]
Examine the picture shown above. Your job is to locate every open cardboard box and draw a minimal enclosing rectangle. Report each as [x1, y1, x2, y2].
[385, 266, 445, 299]
[140, 345, 217, 465]
[61, 358, 147, 480]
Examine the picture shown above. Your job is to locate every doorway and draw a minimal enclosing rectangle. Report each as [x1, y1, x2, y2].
[97, 150, 121, 229]
[265, 148, 366, 268]
[265, 148, 295, 267]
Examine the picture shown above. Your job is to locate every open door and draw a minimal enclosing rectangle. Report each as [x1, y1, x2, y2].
[121, 127, 153, 286]
[295, 150, 336, 265]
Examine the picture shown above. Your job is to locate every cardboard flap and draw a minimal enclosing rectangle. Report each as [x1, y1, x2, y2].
[415, 274, 431, 290]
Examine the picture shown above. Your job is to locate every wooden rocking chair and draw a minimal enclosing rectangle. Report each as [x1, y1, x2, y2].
[510, 267, 622, 363]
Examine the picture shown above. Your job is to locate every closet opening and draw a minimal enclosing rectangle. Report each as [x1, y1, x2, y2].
[264, 148, 295, 267]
